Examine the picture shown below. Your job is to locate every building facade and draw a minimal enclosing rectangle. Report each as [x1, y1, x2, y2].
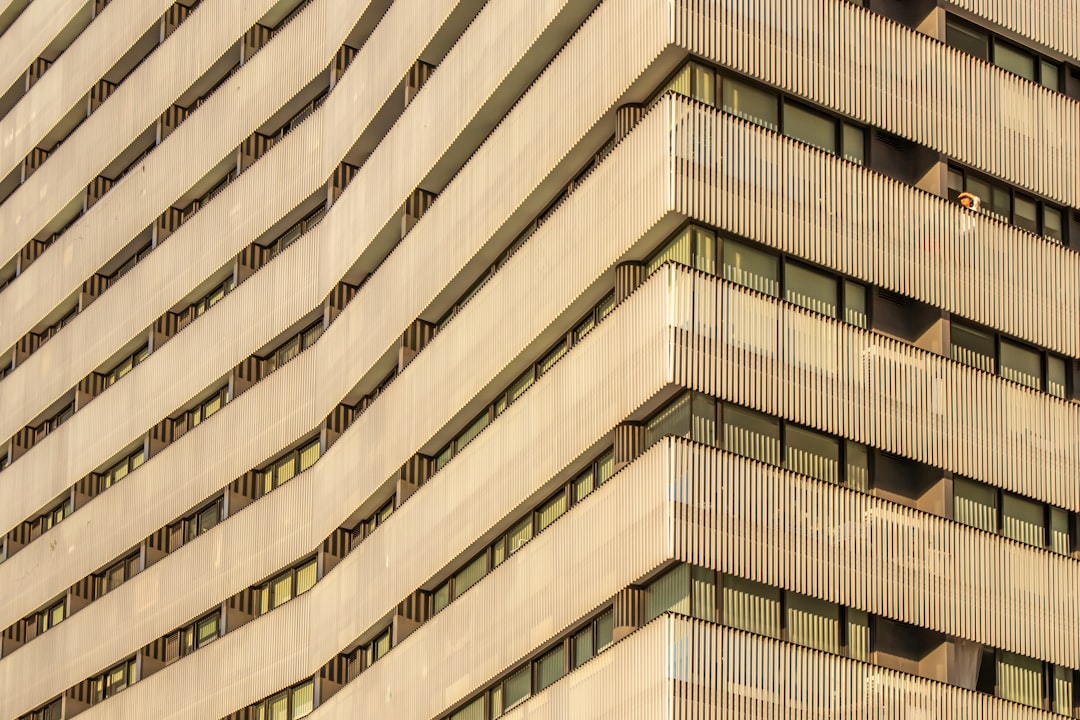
[1, 0, 1079, 717]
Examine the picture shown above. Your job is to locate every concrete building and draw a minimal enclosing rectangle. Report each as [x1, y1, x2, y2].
[1, 0, 1079, 717]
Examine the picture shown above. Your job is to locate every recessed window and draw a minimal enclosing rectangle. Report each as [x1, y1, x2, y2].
[1001, 493, 1044, 547]
[946, 16, 1062, 92]
[784, 425, 840, 485]
[999, 339, 1041, 390]
[258, 558, 317, 614]
[723, 239, 780, 297]
[785, 262, 838, 317]
[262, 439, 320, 494]
[954, 476, 999, 533]
[721, 76, 779, 131]
[786, 591, 840, 654]
[93, 658, 137, 701]
[722, 575, 780, 638]
[783, 103, 837, 154]
[993, 42, 1036, 80]
[946, 19, 990, 60]
[722, 405, 781, 466]
[951, 323, 996, 373]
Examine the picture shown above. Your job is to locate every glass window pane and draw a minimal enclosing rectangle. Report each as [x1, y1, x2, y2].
[964, 176, 993, 213]
[691, 392, 717, 447]
[107, 564, 125, 591]
[268, 692, 290, 720]
[433, 582, 450, 613]
[199, 504, 220, 535]
[845, 441, 870, 492]
[946, 20, 989, 60]
[573, 316, 594, 342]
[573, 627, 594, 669]
[504, 666, 531, 709]
[722, 575, 780, 638]
[536, 492, 566, 532]
[954, 477, 998, 533]
[846, 608, 871, 662]
[1013, 195, 1039, 233]
[457, 412, 490, 451]
[783, 103, 837, 154]
[691, 565, 717, 621]
[596, 450, 614, 486]
[786, 592, 840, 654]
[1050, 507, 1071, 555]
[595, 611, 614, 652]
[721, 77, 778, 131]
[453, 553, 488, 598]
[785, 425, 840, 484]
[994, 42, 1036, 80]
[296, 560, 317, 595]
[271, 574, 293, 608]
[596, 293, 616, 321]
[50, 602, 65, 627]
[197, 615, 219, 646]
[723, 240, 779, 297]
[508, 518, 533, 555]
[784, 262, 838, 317]
[374, 631, 391, 659]
[989, 184, 1011, 220]
[843, 281, 867, 328]
[1043, 206, 1064, 244]
[1053, 665, 1074, 715]
[664, 65, 691, 98]
[573, 469, 595, 502]
[842, 123, 865, 165]
[299, 441, 320, 472]
[648, 228, 694, 276]
[534, 645, 565, 692]
[997, 651, 1043, 708]
[722, 405, 781, 466]
[1040, 59, 1061, 91]
[435, 445, 453, 471]
[691, 63, 715, 105]
[999, 339, 1042, 390]
[645, 565, 690, 622]
[951, 324, 996, 373]
[275, 455, 297, 486]
[507, 370, 534, 403]
[1002, 493, 1045, 547]
[536, 340, 567, 376]
[646, 393, 691, 447]
[489, 685, 503, 719]
[291, 681, 314, 719]
[450, 697, 484, 720]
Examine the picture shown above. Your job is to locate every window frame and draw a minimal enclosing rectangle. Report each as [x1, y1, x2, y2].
[257, 556, 318, 615]
[951, 318, 1070, 398]
[948, 163, 1069, 245]
[945, 15, 1064, 92]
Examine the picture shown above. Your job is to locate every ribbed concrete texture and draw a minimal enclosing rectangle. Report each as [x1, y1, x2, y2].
[1, 0, 1078, 719]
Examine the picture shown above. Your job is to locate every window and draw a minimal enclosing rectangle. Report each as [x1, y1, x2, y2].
[39, 599, 65, 632]
[786, 592, 840, 654]
[785, 262, 838, 317]
[645, 564, 717, 624]
[952, 320, 1068, 396]
[100, 552, 140, 594]
[647, 225, 717, 276]
[452, 553, 488, 600]
[571, 448, 614, 503]
[570, 610, 614, 671]
[1050, 507, 1072, 555]
[93, 657, 137, 701]
[105, 343, 150, 386]
[261, 439, 320, 494]
[183, 499, 222, 542]
[265, 205, 327, 259]
[996, 651, 1043, 708]
[100, 448, 145, 490]
[38, 498, 70, 533]
[949, 164, 1067, 242]
[954, 477, 999, 533]
[783, 103, 837, 154]
[46, 403, 74, 432]
[951, 323, 996, 373]
[185, 386, 229, 429]
[723, 239, 779, 297]
[722, 405, 781, 466]
[536, 339, 567, 376]
[192, 278, 233, 318]
[722, 575, 781, 639]
[946, 17, 1062, 91]
[785, 425, 840, 485]
[846, 608, 871, 661]
[253, 679, 315, 720]
[533, 645, 565, 693]
[1001, 492, 1044, 547]
[664, 61, 715, 105]
[258, 558, 318, 614]
[264, 322, 323, 373]
[645, 392, 718, 449]
[721, 76, 778, 131]
[25, 699, 61, 720]
[449, 697, 484, 720]
[535, 492, 567, 532]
